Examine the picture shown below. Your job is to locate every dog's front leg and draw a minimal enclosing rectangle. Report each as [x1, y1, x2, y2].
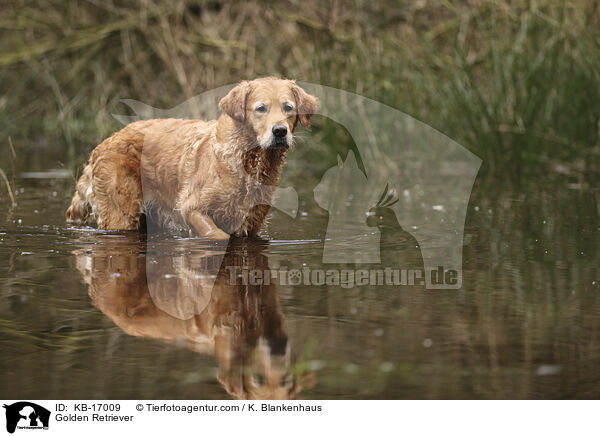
[187, 211, 230, 240]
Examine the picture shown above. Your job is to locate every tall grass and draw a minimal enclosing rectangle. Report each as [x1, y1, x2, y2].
[0, 0, 598, 175]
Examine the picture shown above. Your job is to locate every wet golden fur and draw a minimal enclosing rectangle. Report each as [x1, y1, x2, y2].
[66, 77, 318, 238]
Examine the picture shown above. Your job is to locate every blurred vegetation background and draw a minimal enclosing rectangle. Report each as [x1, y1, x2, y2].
[0, 0, 599, 176]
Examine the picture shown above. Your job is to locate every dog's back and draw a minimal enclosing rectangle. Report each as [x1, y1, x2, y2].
[66, 118, 211, 230]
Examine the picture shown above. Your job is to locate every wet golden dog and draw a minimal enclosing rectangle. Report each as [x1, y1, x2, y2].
[66, 77, 318, 238]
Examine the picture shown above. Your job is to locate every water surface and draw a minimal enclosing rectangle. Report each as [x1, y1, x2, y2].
[0, 164, 598, 399]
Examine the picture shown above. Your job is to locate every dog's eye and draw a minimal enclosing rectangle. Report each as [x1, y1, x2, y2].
[283, 103, 294, 112]
[255, 105, 267, 113]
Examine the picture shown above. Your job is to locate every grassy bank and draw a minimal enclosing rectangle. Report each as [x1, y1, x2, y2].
[1, 0, 599, 175]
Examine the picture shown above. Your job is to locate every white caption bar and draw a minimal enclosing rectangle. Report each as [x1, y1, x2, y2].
[1, 400, 596, 435]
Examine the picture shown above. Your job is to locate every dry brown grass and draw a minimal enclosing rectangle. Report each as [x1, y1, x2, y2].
[0, 0, 598, 174]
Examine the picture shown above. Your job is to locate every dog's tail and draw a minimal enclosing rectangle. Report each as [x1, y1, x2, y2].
[66, 163, 93, 225]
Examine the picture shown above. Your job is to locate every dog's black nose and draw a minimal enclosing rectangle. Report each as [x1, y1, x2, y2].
[272, 124, 287, 138]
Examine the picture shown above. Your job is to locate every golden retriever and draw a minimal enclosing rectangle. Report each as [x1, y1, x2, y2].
[66, 77, 318, 238]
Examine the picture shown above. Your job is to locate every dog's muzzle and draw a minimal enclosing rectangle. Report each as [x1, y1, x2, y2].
[268, 139, 290, 149]
[272, 124, 288, 138]
[267, 124, 290, 149]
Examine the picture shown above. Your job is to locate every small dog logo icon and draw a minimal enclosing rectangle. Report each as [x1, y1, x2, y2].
[3, 402, 50, 434]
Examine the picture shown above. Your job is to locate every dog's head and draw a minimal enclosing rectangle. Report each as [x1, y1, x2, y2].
[219, 77, 318, 149]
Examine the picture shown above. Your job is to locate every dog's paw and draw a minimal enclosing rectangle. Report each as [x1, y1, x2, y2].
[205, 228, 230, 240]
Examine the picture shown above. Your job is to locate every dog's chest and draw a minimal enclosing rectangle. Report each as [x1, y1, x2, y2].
[241, 176, 276, 208]
[209, 177, 275, 233]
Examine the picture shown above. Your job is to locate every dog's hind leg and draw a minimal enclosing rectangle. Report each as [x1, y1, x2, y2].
[91, 153, 144, 230]
[66, 164, 94, 225]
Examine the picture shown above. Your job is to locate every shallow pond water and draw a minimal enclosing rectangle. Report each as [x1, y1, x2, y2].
[0, 165, 598, 399]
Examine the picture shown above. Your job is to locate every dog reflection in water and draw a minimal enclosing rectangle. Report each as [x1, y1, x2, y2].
[74, 237, 312, 399]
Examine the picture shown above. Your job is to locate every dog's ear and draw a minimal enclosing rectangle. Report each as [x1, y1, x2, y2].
[291, 83, 318, 128]
[219, 81, 252, 123]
